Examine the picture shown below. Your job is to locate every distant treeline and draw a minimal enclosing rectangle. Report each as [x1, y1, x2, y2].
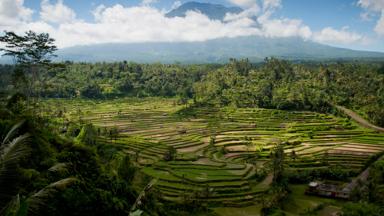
[1, 58, 383, 126]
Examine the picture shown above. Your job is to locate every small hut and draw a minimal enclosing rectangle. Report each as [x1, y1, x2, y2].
[305, 181, 350, 199]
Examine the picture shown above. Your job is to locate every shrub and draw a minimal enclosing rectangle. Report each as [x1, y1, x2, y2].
[341, 202, 383, 216]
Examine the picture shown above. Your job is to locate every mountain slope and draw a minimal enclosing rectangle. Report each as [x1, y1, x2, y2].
[166, 1, 243, 20]
[56, 36, 384, 63]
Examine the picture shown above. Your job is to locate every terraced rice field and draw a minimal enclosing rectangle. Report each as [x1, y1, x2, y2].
[41, 98, 384, 206]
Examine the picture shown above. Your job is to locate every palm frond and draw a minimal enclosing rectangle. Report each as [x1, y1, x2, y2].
[48, 163, 69, 175]
[1, 133, 30, 163]
[1, 121, 25, 146]
[129, 209, 143, 216]
[109, 151, 126, 176]
[0, 195, 20, 216]
[27, 177, 77, 216]
[130, 178, 158, 213]
[0, 134, 30, 208]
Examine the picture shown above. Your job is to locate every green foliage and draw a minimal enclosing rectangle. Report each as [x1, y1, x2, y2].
[129, 209, 143, 216]
[193, 58, 384, 125]
[272, 142, 285, 187]
[109, 152, 136, 182]
[1, 57, 383, 125]
[6, 93, 27, 114]
[0, 121, 30, 211]
[76, 124, 97, 145]
[0, 31, 57, 65]
[371, 160, 384, 184]
[0, 50, 384, 215]
[0, 110, 149, 216]
[164, 146, 177, 161]
[80, 83, 103, 99]
[66, 123, 81, 137]
[0, 31, 59, 98]
[286, 167, 358, 183]
[341, 202, 384, 216]
[11, 61, 214, 99]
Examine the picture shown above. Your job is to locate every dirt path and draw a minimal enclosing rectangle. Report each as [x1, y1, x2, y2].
[332, 105, 384, 191]
[343, 154, 384, 192]
[334, 105, 384, 133]
[343, 166, 370, 192]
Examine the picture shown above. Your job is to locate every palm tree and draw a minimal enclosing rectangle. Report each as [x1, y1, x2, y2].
[129, 178, 158, 216]
[0, 121, 30, 211]
[0, 121, 77, 216]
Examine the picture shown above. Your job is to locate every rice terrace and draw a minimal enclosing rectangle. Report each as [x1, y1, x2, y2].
[1, 0, 384, 215]
[39, 97, 384, 214]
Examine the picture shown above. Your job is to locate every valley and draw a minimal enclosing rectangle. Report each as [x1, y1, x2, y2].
[1, 1, 384, 214]
[39, 97, 384, 214]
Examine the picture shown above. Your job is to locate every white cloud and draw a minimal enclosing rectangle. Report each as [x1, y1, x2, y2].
[229, 0, 281, 10]
[47, 5, 263, 47]
[262, 0, 281, 11]
[360, 11, 373, 21]
[141, 0, 158, 6]
[358, 0, 384, 12]
[375, 11, 384, 35]
[0, 0, 373, 49]
[92, 4, 106, 22]
[0, 1, 313, 48]
[313, 27, 367, 44]
[171, 1, 182, 10]
[60, 3, 313, 47]
[40, 0, 76, 24]
[358, 0, 384, 36]
[224, 5, 260, 22]
[0, 0, 33, 26]
[229, 0, 257, 8]
[259, 17, 312, 39]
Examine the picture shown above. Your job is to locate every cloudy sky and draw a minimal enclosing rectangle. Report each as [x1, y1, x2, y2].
[1, 0, 383, 52]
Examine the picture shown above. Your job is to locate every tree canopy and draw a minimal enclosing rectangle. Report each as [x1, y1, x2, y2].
[0, 30, 57, 65]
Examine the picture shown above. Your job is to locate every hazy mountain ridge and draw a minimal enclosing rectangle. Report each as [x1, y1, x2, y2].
[53, 36, 384, 63]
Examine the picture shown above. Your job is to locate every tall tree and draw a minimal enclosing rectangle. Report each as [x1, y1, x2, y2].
[0, 31, 57, 65]
[272, 142, 285, 185]
[0, 31, 57, 97]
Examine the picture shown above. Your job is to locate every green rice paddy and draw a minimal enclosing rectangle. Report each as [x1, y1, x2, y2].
[40, 97, 384, 207]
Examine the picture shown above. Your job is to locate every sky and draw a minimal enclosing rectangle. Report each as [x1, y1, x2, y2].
[0, 0, 383, 52]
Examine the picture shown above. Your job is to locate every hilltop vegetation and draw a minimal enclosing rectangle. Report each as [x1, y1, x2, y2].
[1, 58, 383, 126]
